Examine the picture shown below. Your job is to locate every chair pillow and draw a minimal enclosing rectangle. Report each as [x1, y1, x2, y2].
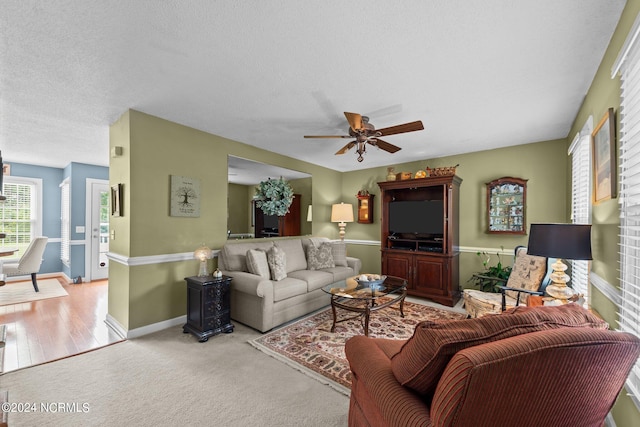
[306, 242, 335, 270]
[266, 245, 287, 281]
[505, 247, 547, 300]
[246, 249, 270, 279]
[391, 304, 608, 397]
[330, 241, 348, 267]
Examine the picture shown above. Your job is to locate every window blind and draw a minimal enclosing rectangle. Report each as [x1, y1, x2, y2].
[0, 180, 35, 254]
[569, 133, 592, 303]
[60, 179, 70, 264]
[615, 16, 640, 402]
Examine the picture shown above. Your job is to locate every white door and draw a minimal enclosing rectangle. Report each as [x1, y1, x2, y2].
[90, 181, 110, 281]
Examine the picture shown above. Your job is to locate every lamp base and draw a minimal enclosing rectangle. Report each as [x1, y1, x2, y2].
[338, 222, 346, 241]
[545, 284, 576, 300]
[198, 260, 209, 277]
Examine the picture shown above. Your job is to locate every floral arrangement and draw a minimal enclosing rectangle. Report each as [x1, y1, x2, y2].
[255, 177, 294, 216]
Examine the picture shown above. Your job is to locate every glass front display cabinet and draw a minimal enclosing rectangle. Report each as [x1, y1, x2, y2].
[486, 177, 527, 234]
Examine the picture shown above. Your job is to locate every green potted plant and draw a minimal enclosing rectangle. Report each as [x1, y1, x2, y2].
[468, 247, 512, 293]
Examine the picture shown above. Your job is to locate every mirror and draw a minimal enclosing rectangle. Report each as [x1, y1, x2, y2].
[227, 156, 312, 239]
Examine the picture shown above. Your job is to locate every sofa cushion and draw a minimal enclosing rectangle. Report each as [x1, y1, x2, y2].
[275, 239, 307, 273]
[306, 242, 335, 270]
[391, 304, 608, 396]
[267, 245, 287, 281]
[288, 269, 334, 292]
[330, 241, 348, 267]
[319, 266, 355, 282]
[272, 277, 308, 302]
[246, 249, 270, 279]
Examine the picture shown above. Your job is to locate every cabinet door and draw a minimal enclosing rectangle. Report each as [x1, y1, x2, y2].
[383, 252, 413, 289]
[414, 257, 445, 296]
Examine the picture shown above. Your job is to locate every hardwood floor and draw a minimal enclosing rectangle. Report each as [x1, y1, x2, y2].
[0, 278, 123, 372]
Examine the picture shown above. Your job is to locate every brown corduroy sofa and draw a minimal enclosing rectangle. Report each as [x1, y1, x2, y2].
[345, 304, 640, 427]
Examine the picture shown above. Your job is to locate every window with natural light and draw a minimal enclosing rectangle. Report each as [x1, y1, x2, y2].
[0, 176, 43, 258]
[614, 15, 640, 404]
[569, 126, 592, 305]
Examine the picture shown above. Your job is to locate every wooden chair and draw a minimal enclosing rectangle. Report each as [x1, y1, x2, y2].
[2, 237, 48, 292]
[463, 246, 551, 317]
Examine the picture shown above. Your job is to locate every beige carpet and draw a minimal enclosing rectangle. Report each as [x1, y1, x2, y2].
[0, 323, 349, 427]
[249, 301, 467, 395]
[0, 279, 68, 306]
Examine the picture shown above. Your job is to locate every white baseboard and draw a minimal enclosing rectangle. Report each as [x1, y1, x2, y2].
[105, 313, 186, 339]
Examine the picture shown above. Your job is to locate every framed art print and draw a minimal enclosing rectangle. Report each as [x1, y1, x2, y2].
[170, 175, 200, 217]
[592, 108, 616, 203]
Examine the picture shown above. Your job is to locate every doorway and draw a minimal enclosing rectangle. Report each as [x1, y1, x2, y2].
[86, 179, 110, 281]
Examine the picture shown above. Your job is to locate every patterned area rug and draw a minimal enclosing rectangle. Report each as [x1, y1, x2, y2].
[249, 301, 466, 395]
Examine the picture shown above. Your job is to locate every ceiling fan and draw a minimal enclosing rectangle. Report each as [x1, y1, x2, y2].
[304, 112, 424, 162]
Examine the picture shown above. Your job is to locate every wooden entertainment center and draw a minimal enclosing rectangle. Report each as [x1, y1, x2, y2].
[378, 175, 461, 306]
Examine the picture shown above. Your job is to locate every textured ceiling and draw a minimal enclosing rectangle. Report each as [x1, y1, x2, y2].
[0, 0, 627, 173]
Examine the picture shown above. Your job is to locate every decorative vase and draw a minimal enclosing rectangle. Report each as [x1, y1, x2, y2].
[386, 167, 396, 181]
[213, 268, 222, 279]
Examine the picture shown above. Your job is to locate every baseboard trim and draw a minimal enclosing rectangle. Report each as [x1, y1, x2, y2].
[105, 313, 187, 339]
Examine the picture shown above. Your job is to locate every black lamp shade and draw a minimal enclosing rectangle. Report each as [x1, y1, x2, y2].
[527, 223, 592, 260]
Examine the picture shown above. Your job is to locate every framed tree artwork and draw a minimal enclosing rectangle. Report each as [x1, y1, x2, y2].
[170, 175, 201, 217]
[592, 108, 616, 203]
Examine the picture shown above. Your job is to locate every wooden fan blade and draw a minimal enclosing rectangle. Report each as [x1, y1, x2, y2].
[377, 120, 424, 136]
[344, 112, 363, 131]
[335, 141, 356, 155]
[371, 139, 402, 153]
[304, 135, 352, 139]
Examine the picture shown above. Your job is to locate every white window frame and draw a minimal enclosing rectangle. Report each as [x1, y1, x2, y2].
[0, 176, 43, 260]
[60, 178, 70, 266]
[568, 119, 593, 305]
[613, 12, 640, 406]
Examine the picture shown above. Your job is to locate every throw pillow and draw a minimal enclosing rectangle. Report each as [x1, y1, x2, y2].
[266, 245, 287, 281]
[391, 304, 607, 397]
[306, 242, 335, 270]
[246, 249, 270, 279]
[505, 247, 548, 301]
[330, 241, 348, 267]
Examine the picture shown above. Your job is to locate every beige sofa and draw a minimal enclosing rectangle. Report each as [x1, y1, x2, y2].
[219, 237, 361, 332]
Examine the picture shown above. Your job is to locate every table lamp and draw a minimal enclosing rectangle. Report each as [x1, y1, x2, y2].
[526, 223, 592, 300]
[194, 244, 213, 277]
[331, 202, 354, 241]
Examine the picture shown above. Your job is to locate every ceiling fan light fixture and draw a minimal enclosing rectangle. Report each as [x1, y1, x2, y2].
[305, 111, 423, 163]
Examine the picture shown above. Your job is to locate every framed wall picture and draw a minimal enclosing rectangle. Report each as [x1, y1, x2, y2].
[592, 108, 616, 203]
[111, 184, 123, 217]
[170, 175, 201, 217]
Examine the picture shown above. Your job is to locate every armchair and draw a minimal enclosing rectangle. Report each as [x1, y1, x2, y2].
[346, 304, 640, 427]
[1, 237, 48, 292]
[463, 246, 551, 317]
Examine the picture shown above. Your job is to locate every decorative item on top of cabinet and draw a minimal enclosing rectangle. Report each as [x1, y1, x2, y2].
[356, 190, 374, 224]
[486, 177, 527, 234]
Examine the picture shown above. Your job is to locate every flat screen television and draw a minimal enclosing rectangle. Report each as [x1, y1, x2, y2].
[263, 214, 279, 230]
[389, 200, 444, 235]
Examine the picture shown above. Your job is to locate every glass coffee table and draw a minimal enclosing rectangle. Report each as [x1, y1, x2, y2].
[321, 275, 407, 336]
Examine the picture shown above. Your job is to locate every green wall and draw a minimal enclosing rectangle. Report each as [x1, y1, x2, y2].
[227, 183, 251, 235]
[566, 1, 640, 425]
[109, 110, 343, 330]
[340, 139, 568, 282]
